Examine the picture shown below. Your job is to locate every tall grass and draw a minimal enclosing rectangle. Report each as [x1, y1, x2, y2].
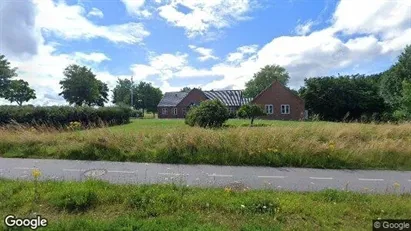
[1, 119, 411, 170]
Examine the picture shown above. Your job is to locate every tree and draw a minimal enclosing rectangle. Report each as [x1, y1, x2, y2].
[185, 100, 229, 128]
[244, 65, 290, 98]
[112, 80, 163, 115]
[59, 64, 108, 106]
[237, 104, 266, 126]
[4, 79, 36, 106]
[393, 80, 411, 120]
[380, 45, 411, 108]
[180, 87, 191, 92]
[300, 74, 388, 121]
[112, 78, 134, 106]
[0, 54, 18, 98]
[134, 81, 163, 115]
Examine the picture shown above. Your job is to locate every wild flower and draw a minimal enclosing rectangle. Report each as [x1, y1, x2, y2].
[393, 182, 401, 189]
[241, 204, 245, 208]
[32, 169, 41, 179]
[224, 187, 232, 193]
[328, 140, 336, 151]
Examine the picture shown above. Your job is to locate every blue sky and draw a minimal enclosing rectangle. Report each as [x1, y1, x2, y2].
[0, 0, 410, 105]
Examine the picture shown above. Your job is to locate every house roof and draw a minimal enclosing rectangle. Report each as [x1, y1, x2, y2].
[157, 91, 188, 107]
[251, 80, 303, 103]
[203, 90, 245, 107]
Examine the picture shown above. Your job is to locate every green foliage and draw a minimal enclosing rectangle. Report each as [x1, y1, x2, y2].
[59, 64, 109, 106]
[185, 100, 229, 128]
[180, 87, 192, 92]
[0, 105, 131, 127]
[300, 74, 389, 121]
[380, 45, 411, 108]
[112, 79, 163, 115]
[244, 65, 290, 98]
[4, 79, 36, 106]
[0, 54, 18, 98]
[50, 186, 98, 212]
[237, 104, 266, 125]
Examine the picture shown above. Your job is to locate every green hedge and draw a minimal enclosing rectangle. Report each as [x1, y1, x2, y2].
[0, 105, 131, 127]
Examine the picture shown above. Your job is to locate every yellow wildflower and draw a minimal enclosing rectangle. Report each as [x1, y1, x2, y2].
[224, 187, 232, 193]
[32, 169, 41, 179]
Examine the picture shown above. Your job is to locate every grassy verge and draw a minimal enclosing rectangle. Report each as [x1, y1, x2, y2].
[1, 179, 410, 231]
[1, 119, 411, 170]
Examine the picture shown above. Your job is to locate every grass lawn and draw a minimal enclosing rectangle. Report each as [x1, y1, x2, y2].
[1, 178, 410, 231]
[1, 119, 411, 170]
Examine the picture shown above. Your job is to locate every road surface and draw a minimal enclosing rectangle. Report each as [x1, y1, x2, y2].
[1, 158, 410, 194]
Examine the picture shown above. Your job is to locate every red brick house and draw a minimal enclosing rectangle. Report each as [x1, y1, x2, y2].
[252, 81, 305, 120]
[157, 81, 306, 120]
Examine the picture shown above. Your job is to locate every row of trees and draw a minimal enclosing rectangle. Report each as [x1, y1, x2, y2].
[0, 55, 36, 105]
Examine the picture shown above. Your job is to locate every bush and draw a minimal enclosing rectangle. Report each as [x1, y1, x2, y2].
[0, 105, 131, 127]
[184, 100, 229, 128]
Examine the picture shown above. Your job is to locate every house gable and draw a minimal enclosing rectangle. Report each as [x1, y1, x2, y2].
[177, 88, 208, 107]
[251, 81, 305, 120]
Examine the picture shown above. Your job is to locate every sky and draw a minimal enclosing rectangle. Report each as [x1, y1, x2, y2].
[0, 0, 410, 106]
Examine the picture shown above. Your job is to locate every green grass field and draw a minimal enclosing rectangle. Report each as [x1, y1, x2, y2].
[1, 119, 411, 170]
[1, 178, 410, 231]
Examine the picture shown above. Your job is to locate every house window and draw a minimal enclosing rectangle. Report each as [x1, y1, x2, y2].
[281, 104, 290, 114]
[162, 108, 168, 115]
[265, 104, 273, 114]
[182, 108, 186, 115]
[173, 108, 178, 115]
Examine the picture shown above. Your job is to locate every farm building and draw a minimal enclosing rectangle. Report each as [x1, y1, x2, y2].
[157, 81, 305, 120]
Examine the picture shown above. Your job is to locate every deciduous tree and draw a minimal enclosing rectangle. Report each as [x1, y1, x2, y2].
[244, 65, 290, 98]
[4, 79, 36, 106]
[0, 54, 17, 98]
[59, 64, 108, 106]
[237, 104, 266, 126]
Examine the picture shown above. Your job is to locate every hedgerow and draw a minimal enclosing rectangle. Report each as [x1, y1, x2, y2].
[0, 105, 131, 127]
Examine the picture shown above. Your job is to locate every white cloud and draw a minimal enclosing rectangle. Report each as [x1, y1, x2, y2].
[295, 20, 314, 36]
[158, 0, 254, 38]
[226, 44, 258, 63]
[33, 0, 150, 44]
[332, 0, 411, 38]
[189, 45, 218, 61]
[87, 7, 104, 18]
[120, 0, 151, 18]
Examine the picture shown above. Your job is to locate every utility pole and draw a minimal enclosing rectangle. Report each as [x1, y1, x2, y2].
[130, 76, 134, 109]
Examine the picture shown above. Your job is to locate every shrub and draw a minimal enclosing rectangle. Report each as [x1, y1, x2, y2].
[184, 100, 229, 128]
[0, 105, 131, 127]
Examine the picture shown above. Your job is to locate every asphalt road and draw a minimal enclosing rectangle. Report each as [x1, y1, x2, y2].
[1, 158, 410, 194]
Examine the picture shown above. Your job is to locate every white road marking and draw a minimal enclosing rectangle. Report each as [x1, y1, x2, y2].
[63, 169, 85, 172]
[309, 177, 333, 180]
[158, 172, 186, 176]
[14, 167, 38, 170]
[107, 170, 136, 174]
[207, 173, 233, 178]
[358, 178, 384, 181]
[258, 175, 286, 179]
